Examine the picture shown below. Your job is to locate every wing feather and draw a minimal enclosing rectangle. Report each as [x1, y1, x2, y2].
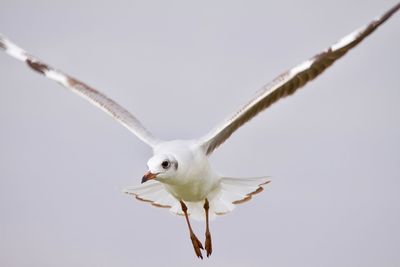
[200, 3, 400, 155]
[0, 35, 159, 147]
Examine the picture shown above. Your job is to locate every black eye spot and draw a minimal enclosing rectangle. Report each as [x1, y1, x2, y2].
[161, 160, 170, 169]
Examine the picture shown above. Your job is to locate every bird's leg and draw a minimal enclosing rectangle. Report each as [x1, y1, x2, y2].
[180, 200, 204, 259]
[204, 198, 212, 257]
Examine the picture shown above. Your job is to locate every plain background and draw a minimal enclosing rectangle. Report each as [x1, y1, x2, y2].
[0, 1, 399, 266]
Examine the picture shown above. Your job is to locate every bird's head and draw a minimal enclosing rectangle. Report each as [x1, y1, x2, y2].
[142, 154, 178, 184]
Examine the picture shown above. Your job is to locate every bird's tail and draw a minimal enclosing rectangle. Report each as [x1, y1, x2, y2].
[123, 176, 270, 221]
[173, 176, 271, 221]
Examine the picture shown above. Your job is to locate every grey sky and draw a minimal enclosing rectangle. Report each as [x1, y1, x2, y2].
[0, 0, 399, 266]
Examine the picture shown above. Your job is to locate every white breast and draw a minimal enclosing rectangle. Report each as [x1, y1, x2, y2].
[154, 140, 220, 202]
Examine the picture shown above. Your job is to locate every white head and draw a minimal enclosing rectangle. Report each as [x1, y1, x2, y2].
[141, 153, 179, 184]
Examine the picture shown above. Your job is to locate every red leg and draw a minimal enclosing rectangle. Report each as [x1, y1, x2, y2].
[180, 200, 204, 259]
[204, 199, 212, 257]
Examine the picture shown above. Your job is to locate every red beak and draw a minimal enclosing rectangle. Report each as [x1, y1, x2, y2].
[141, 171, 157, 183]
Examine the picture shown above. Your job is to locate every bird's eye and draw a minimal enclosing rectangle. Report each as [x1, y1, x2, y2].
[161, 160, 171, 169]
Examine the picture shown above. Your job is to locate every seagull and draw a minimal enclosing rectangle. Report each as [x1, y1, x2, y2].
[1, 2, 399, 259]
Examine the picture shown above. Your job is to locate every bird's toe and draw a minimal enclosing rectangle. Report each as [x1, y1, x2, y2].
[205, 232, 212, 257]
[190, 233, 204, 259]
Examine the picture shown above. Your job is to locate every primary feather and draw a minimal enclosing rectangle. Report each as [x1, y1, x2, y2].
[200, 3, 400, 155]
[0, 35, 160, 147]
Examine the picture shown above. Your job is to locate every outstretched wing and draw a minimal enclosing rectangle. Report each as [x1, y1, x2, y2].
[200, 3, 400, 155]
[0, 35, 160, 147]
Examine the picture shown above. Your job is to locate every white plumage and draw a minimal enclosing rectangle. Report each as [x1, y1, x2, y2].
[0, 2, 398, 259]
[123, 140, 270, 221]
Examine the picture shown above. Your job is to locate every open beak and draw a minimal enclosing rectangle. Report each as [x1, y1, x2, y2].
[141, 171, 157, 183]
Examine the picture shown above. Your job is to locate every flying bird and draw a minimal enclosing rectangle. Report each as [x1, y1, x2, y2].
[1, 2, 399, 259]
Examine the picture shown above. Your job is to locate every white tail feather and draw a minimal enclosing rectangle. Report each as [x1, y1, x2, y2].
[123, 176, 270, 221]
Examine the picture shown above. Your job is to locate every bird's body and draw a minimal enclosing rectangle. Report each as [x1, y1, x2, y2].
[1, 2, 399, 259]
[130, 139, 269, 221]
[153, 140, 218, 202]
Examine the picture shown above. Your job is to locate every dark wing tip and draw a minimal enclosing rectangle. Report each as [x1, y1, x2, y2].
[379, 2, 400, 24]
[0, 38, 5, 50]
[26, 58, 49, 75]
